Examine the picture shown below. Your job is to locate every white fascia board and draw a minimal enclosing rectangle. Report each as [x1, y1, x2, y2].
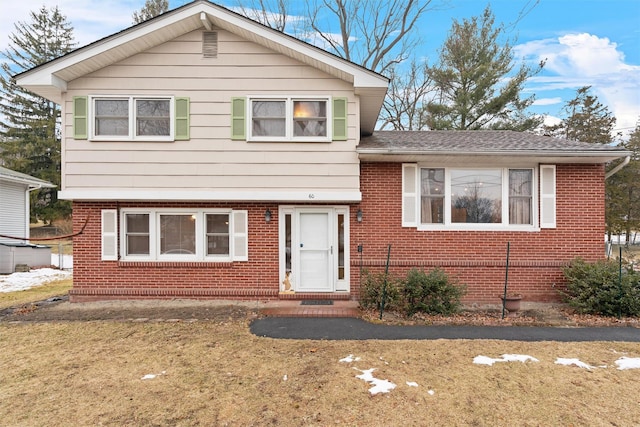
[58, 190, 362, 203]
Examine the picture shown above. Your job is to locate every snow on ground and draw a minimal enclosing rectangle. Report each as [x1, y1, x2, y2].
[473, 354, 539, 366]
[0, 253, 73, 293]
[354, 368, 397, 395]
[615, 357, 640, 370]
[555, 358, 598, 370]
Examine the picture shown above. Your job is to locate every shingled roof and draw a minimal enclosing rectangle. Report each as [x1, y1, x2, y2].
[358, 130, 629, 164]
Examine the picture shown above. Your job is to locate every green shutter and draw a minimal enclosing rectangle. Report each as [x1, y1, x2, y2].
[175, 97, 190, 140]
[231, 97, 246, 140]
[332, 97, 348, 141]
[73, 96, 88, 139]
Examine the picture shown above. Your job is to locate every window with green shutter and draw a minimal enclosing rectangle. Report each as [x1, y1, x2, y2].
[233, 96, 346, 142]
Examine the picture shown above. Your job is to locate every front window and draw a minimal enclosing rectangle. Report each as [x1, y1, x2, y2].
[121, 209, 244, 261]
[450, 169, 502, 224]
[293, 100, 327, 137]
[206, 214, 230, 256]
[159, 214, 196, 255]
[125, 213, 149, 256]
[136, 99, 170, 136]
[418, 167, 535, 229]
[249, 97, 330, 141]
[92, 96, 173, 140]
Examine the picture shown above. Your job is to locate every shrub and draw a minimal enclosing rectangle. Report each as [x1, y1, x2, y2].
[402, 268, 466, 316]
[562, 258, 640, 317]
[358, 269, 402, 311]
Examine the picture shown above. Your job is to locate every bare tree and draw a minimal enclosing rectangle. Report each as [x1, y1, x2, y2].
[304, 0, 434, 74]
[234, 0, 291, 32]
[380, 59, 434, 130]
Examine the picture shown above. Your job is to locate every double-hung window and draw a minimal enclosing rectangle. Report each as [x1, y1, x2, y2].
[115, 209, 248, 262]
[248, 97, 330, 141]
[404, 165, 542, 230]
[91, 96, 173, 141]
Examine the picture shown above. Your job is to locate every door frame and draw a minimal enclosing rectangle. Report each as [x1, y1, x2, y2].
[278, 205, 350, 293]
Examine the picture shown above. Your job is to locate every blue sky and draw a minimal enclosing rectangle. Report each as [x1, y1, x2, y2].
[2, 0, 639, 136]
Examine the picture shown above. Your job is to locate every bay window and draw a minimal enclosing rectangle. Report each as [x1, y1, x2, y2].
[405, 164, 542, 230]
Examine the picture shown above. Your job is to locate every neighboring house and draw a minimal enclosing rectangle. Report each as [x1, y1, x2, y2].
[15, 1, 629, 303]
[0, 166, 54, 273]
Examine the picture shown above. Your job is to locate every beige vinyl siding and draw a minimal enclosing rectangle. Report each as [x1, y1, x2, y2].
[62, 29, 359, 197]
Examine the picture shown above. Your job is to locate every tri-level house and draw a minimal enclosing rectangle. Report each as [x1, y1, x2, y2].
[16, 1, 629, 303]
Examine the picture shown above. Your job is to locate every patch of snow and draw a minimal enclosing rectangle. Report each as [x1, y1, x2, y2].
[339, 354, 361, 363]
[354, 368, 396, 395]
[0, 268, 72, 293]
[555, 358, 596, 370]
[141, 370, 166, 380]
[406, 381, 419, 387]
[615, 357, 640, 370]
[473, 354, 539, 366]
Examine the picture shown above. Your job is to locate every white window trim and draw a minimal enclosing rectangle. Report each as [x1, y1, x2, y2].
[247, 95, 332, 142]
[119, 208, 241, 262]
[89, 95, 175, 142]
[415, 166, 539, 232]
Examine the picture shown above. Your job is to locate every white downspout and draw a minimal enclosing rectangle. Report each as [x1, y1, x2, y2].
[25, 184, 43, 243]
[605, 156, 631, 179]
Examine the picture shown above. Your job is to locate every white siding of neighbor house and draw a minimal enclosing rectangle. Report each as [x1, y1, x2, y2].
[61, 29, 360, 198]
[0, 179, 28, 243]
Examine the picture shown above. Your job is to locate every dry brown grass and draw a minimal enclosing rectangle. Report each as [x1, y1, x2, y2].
[1, 315, 639, 426]
[0, 278, 72, 310]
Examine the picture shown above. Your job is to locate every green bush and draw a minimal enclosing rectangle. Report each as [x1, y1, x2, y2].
[358, 269, 402, 311]
[402, 268, 466, 316]
[562, 258, 640, 317]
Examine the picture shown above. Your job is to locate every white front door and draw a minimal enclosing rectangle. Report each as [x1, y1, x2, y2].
[296, 210, 333, 292]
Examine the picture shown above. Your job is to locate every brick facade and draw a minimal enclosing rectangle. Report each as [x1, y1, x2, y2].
[70, 162, 606, 304]
[350, 162, 606, 303]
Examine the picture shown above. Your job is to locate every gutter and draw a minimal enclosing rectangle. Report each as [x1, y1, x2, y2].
[605, 155, 631, 179]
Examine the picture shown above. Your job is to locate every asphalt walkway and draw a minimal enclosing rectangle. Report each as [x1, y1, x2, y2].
[250, 317, 640, 342]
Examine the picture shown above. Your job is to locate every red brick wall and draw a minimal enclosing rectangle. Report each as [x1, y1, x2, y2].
[70, 201, 281, 302]
[350, 162, 606, 304]
[70, 162, 606, 304]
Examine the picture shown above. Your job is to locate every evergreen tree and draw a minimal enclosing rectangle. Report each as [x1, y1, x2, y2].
[133, 0, 169, 24]
[606, 124, 640, 243]
[550, 86, 617, 144]
[424, 6, 544, 131]
[0, 6, 75, 223]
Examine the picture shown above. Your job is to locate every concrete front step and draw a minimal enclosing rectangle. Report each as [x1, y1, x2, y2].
[260, 300, 360, 318]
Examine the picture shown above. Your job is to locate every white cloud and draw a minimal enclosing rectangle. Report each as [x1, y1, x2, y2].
[532, 97, 563, 106]
[516, 33, 640, 135]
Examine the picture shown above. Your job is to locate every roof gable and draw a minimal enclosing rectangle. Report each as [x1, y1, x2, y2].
[16, 0, 388, 134]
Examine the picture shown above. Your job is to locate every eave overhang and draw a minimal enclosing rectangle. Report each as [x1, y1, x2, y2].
[357, 149, 631, 165]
